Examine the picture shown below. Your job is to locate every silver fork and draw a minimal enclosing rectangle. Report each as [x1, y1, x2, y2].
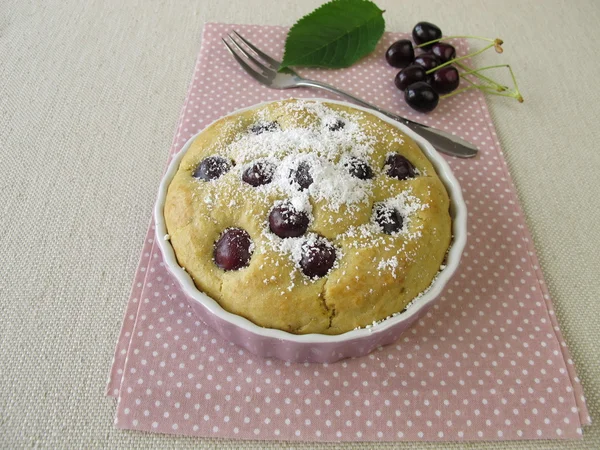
[222, 31, 478, 159]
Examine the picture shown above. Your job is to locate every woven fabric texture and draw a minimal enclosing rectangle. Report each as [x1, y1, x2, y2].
[1, 0, 598, 448]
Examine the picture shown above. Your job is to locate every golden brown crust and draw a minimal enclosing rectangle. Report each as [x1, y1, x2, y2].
[164, 99, 451, 335]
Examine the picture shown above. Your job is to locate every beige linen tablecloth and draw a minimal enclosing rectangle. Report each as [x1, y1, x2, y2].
[1, 0, 598, 448]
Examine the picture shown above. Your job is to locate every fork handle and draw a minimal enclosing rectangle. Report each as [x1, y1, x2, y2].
[295, 79, 478, 159]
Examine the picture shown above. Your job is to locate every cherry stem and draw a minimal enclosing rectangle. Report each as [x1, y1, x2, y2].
[439, 86, 477, 99]
[505, 64, 524, 102]
[425, 43, 495, 75]
[440, 83, 506, 100]
[463, 64, 524, 102]
[443, 69, 524, 102]
[461, 77, 505, 95]
[415, 34, 523, 104]
[415, 35, 498, 49]
[455, 61, 508, 91]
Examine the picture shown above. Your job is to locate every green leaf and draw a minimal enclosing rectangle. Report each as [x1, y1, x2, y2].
[279, 0, 385, 71]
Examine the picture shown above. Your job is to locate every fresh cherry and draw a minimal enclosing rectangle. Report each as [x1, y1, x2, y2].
[430, 65, 460, 94]
[300, 237, 336, 278]
[345, 157, 373, 180]
[385, 154, 416, 180]
[374, 204, 403, 234]
[394, 64, 427, 91]
[431, 42, 456, 63]
[242, 161, 276, 186]
[405, 82, 439, 113]
[193, 156, 232, 181]
[214, 228, 253, 271]
[413, 53, 440, 72]
[412, 22, 442, 49]
[250, 121, 280, 134]
[269, 202, 310, 238]
[290, 161, 313, 191]
[385, 39, 415, 69]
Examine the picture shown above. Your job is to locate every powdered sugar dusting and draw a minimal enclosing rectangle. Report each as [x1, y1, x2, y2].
[379, 187, 429, 238]
[263, 230, 343, 290]
[225, 100, 377, 213]
[340, 186, 427, 251]
[377, 256, 399, 278]
[193, 100, 431, 282]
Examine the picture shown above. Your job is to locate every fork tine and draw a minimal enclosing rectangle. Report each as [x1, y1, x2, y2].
[221, 38, 271, 85]
[232, 30, 280, 70]
[227, 34, 275, 78]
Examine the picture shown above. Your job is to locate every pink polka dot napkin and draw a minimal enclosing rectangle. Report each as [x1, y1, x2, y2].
[106, 23, 590, 441]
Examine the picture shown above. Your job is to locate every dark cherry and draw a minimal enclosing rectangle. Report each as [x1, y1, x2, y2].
[192, 156, 232, 181]
[405, 81, 439, 113]
[345, 157, 373, 180]
[412, 22, 442, 49]
[300, 237, 336, 278]
[430, 65, 460, 94]
[385, 39, 415, 69]
[385, 154, 416, 180]
[242, 161, 276, 187]
[290, 161, 313, 191]
[328, 119, 345, 131]
[413, 53, 440, 72]
[374, 204, 403, 234]
[250, 121, 280, 134]
[214, 228, 253, 271]
[394, 64, 427, 91]
[269, 202, 310, 238]
[431, 42, 456, 63]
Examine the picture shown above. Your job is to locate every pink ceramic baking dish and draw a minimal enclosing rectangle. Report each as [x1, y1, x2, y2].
[154, 98, 467, 363]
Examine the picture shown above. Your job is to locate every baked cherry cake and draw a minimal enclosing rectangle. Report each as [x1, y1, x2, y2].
[164, 99, 451, 335]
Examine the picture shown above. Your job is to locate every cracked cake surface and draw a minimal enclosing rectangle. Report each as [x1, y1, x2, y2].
[164, 99, 451, 335]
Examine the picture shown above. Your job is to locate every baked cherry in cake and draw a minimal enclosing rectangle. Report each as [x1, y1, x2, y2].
[242, 161, 276, 186]
[385, 154, 416, 180]
[300, 237, 336, 278]
[374, 204, 403, 234]
[290, 161, 313, 191]
[269, 202, 310, 238]
[214, 228, 253, 271]
[193, 156, 231, 181]
[345, 157, 374, 180]
[327, 118, 345, 131]
[250, 121, 279, 134]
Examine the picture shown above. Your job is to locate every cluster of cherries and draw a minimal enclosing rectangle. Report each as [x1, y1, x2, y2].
[192, 122, 416, 279]
[386, 22, 460, 113]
